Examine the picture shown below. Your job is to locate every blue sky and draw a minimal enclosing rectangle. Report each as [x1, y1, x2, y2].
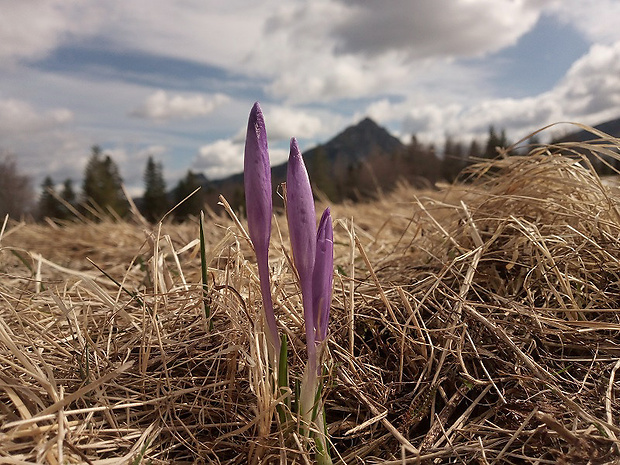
[1, 0, 620, 196]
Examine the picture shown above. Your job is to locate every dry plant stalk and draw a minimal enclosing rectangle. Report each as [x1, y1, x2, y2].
[1, 130, 620, 463]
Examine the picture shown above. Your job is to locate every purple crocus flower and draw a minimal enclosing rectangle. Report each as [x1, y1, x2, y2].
[286, 137, 317, 365]
[313, 207, 333, 343]
[287, 137, 334, 463]
[244, 102, 280, 355]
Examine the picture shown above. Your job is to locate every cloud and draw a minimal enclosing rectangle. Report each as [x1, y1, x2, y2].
[553, 42, 620, 120]
[131, 90, 229, 121]
[329, 0, 543, 59]
[0, 1, 558, 107]
[256, 0, 553, 104]
[193, 138, 290, 180]
[551, 0, 620, 44]
[0, 98, 73, 137]
[392, 40, 620, 144]
[135, 145, 167, 160]
[193, 139, 243, 180]
[264, 107, 324, 141]
[0, 0, 102, 63]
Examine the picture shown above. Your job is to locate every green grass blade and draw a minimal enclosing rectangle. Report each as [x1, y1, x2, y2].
[200, 211, 213, 330]
[277, 333, 291, 426]
[10, 250, 32, 273]
[88, 258, 149, 312]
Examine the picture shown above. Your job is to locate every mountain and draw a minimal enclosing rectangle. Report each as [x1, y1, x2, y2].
[553, 116, 620, 142]
[552, 115, 620, 174]
[211, 117, 405, 187]
[206, 116, 423, 207]
[299, 117, 404, 165]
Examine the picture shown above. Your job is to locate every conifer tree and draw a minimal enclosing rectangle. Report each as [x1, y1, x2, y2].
[173, 170, 204, 220]
[59, 179, 77, 219]
[61, 179, 76, 206]
[484, 126, 510, 159]
[38, 176, 63, 219]
[442, 136, 467, 182]
[0, 155, 34, 218]
[142, 156, 168, 222]
[82, 145, 128, 219]
[468, 139, 482, 161]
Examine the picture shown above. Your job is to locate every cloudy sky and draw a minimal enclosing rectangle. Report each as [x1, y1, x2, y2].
[2, 0, 620, 196]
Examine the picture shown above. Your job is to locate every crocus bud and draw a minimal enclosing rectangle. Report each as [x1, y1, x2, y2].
[313, 208, 333, 343]
[244, 102, 279, 354]
[286, 138, 317, 359]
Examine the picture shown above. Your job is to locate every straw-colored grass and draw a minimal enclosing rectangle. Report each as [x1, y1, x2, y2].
[1, 135, 620, 464]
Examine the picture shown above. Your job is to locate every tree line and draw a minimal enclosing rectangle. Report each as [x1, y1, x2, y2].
[306, 125, 517, 202]
[16, 146, 204, 223]
[1, 126, 518, 222]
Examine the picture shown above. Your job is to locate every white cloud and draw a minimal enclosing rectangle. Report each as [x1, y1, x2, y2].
[551, 0, 620, 44]
[552, 42, 620, 121]
[255, 0, 550, 103]
[0, 98, 73, 138]
[391, 40, 620, 144]
[135, 145, 167, 161]
[231, 103, 341, 149]
[328, 0, 543, 59]
[265, 107, 324, 141]
[131, 90, 229, 121]
[193, 138, 290, 180]
[193, 139, 243, 180]
[0, 1, 559, 107]
[0, 0, 102, 63]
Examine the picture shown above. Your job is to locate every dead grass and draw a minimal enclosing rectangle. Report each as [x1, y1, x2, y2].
[1, 136, 620, 464]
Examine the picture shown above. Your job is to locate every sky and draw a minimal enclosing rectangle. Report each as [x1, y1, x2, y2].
[2, 0, 620, 197]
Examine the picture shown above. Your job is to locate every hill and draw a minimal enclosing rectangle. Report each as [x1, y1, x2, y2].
[207, 116, 440, 208]
[553, 115, 620, 143]
[552, 115, 620, 174]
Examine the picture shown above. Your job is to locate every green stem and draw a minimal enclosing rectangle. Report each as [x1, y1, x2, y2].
[199, 211, 213, 331]
[277, 333, 291, 427]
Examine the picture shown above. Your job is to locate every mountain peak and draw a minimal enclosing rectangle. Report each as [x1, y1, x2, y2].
[210, 116, 405, 191]
[318, 116, 403, 163]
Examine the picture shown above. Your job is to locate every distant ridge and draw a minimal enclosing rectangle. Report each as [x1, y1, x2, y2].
[552, 115, 620, 174]
[209, 116, 405, 190]
[554, 116, 620, 143]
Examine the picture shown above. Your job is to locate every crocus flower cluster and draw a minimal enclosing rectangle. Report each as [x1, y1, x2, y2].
[244, 102, 334, 462]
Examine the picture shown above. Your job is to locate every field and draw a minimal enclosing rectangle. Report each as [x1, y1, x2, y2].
[1, 141, 620, 463]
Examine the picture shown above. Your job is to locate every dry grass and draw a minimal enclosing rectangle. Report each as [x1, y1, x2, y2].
[1, 136, 620, 464]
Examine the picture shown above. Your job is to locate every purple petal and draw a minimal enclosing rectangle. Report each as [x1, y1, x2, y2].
[244, 102, 279, 353]
[313, 207, 333, 342]
[286, 138, 317, 357]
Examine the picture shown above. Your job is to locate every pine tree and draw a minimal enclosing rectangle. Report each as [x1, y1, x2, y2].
[527, 135, 541, 153]
[61, 179, 76, 206]
[173, 170, 204, 221]
[442, 136, 467, 182]
[38, 176, 64, 219]
[142, 156, 168, 222]
[82, 146, 128, 219]
[484, 126, 510, 159]
[59, 179, 77, 219]
[468, 139, 481, 161]
[0, 155, 34, 218]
